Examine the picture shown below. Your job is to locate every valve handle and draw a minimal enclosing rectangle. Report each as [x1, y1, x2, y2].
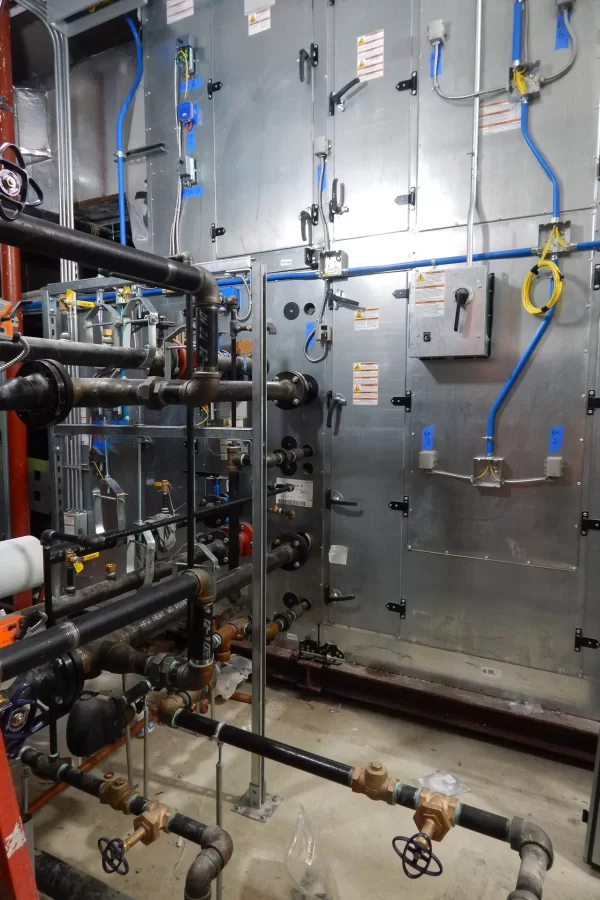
[0, 142, 43, 222]
[392, 832, 443, 880]
[98, 837, 130, 876]
[0, 681, 49, 758]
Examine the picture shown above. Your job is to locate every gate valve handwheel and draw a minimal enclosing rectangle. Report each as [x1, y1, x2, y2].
[0, 681, 49, 758]
[392, 832, 443, 880]
[98, 837, 129, 875]
[0, 142, 43, 221]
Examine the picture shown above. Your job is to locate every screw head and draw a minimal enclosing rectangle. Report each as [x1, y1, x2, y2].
[274, 539, 280, 546]
[292, 540, 300, 547]
[223, 537, 229, 544]
[293, 398, 299, 405]
[223, 557, 229, 563]
[260, 814, 268, 822]
[293, 561, 300, 568]
[292, 375, 299, 383]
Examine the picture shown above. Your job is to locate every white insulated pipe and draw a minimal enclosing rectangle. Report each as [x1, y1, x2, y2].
[0, 536, 44, 598]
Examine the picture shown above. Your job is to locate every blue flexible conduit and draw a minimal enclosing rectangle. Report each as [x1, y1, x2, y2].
[520, 100, 560, 221]
[117, 17, 143, 246]
[512, 0, 523, 65]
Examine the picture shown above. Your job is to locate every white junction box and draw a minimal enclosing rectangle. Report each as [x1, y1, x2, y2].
[408, 264, 491, 359]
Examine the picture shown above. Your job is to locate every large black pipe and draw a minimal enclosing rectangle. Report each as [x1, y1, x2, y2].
[35, 850, 135, 900]
[173, 709, 354, 787]
[28, 205, 113, 241]
[0, 335, 157, 370]
[0, 213, 218, 299]
[0, 571, 200, 682]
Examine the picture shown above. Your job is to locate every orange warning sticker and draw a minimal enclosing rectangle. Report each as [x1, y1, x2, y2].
[352, 361, 379, 406]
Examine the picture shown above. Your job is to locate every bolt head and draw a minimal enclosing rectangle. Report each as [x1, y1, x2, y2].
[223, 557, 229, 563]
[272, 795, 280, 802]
[293, 540, 300, 547]
[293, 561, 300, 568]
[260, 814, 268, 822]
[274, 539, 280, 546]
[292, 375, 299, 383]
[293, 398, 299, 405]
[234, 806, 241, 813]
[224, 537, 229, 544]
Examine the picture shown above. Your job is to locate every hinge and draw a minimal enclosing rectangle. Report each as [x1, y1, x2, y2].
[390, 391, 412, 412]
[389, 496, 409, 516]
[574, 628, 600, 651]
[581, 511, 600, 535]
[594, 264, 600, 291]
[207, 79, 222, 100]
[386, 599, 406, 619]
[210, 223, 225, 243]
[587, 391, 600, 416]
[392, 288, 409, 300]
[396, 71, 418, 95]
[394, 187, 416, 208]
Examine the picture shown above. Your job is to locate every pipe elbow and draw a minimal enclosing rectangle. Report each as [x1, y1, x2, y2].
[510, 818, 553, 869]
[196, 269, 221, 309]
[508, 818, 553, 900]
[184, 827, 233, 900]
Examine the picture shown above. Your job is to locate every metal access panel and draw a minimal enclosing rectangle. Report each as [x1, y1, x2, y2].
[211, 0, 314, 257]
[417, 0, 600, 231]
[408, 264, 491, 358]
[326, 272, 409, 634]
[331, 0, 413, 241]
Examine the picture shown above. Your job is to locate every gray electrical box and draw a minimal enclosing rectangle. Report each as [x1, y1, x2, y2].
[408, 264, 491, 359]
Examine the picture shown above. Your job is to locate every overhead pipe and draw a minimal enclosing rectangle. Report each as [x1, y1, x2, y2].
[0, 2, 31, 609]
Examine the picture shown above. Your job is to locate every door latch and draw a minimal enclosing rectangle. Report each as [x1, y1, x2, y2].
[329, 76, 361, 115]
[298, 43, 318, 82]
[329, 179, 349, 223]
[325, 586, 356, 605]
[325, 489, 358, 510]
[299, 205, 319, 243]
[326, 390, 346, 428]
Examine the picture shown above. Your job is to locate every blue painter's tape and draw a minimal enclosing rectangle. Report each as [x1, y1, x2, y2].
[422, 424, 435, 451]
[555, 11, 571, 50]
[429, 46, 442, 78]
[316, 161, 327, 193]
[186, 128, 196, 152]
[305, 320, 315, 349]
[180, 76, 203, 92]
[549, 425, 564, 453]
[182, 184, 204, 198]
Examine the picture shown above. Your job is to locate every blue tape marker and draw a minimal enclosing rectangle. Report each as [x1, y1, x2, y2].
[555, 11, 571, 50]
[180, 76, 203, 92]
[429, 46, 442, 78]
[186, 128, 196, 152]
[305, 320, 315, 349]
[549, 425, 564, 453]
[182, 184, 204, 199]
[422, 425, 435, 451]
[316, 161, 327, 193]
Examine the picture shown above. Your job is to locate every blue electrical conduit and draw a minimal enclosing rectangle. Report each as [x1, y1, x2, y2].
[512, 0, 524, 66]
[520, 99, 561, 221]
[20, 240, 600, 312]
[117, 17, 144, 246]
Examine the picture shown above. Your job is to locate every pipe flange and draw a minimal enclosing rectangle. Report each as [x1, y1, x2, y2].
[203, 495, 229, 528]
[16, 359, 74, 428]
[274, 371, 319, 410]
[271, 532, 312, 570]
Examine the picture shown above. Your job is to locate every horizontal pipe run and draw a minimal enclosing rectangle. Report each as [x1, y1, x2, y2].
[455, 803, 511, 842]
[0, 572, 200, 682]
[172, 709, 354, 787]
[0, 336, 156, 370]
[0, 213, 218, 300]
[35, 850, 136, 900]
[215, 379, 294, 403]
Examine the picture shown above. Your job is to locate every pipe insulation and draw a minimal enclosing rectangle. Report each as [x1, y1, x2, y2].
[0, 536, 43, 598]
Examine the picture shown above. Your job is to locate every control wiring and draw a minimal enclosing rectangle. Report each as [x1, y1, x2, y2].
[542, 7, 577, 86]
[521, 226, 566, 316]
[169, 56, 183, 257]
[236, 272, 252, 323]
[303, 159, 331, 365]
[431, 40, 506, 101]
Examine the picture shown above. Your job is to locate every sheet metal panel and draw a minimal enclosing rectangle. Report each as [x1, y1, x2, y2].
[331, 0, 413, 241]
[211, 0, 314, 257]
[417, 0, 600, 231]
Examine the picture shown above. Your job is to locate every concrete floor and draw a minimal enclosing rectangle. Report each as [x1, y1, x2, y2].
[30, 684, 600, 900]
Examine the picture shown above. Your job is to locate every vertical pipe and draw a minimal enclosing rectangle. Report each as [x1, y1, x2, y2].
[512, 0, 524, 67]
[466, 0, 483, 267]
[142, 701, 149, 799]
[0, 5, 31, 609]
[43, 543, 59, 757]
[216, 742, 223, 900]
[249, 262, 267, 808]
[122, 674, 133, 790]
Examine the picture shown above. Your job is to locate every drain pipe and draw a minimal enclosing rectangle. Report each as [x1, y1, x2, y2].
[0, 2, 32, 610]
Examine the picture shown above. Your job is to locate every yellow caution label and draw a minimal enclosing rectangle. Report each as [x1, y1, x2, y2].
[358, 36, 365, 44]
[354, 310, 363, 319]
[249, 13, 256, 22]
[354, 384, 361, 392]
[73, 560, 84, 574]
[358, 60, 365, 68]
[417, 273, 426, 283]
[353, 363, 361, 370]
[82, 552, 100, 562]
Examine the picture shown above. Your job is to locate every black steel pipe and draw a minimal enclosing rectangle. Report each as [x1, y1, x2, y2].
[28, 205, 114, 241]
[0, 335, 157, 370]
[35, 850, 136, 900]
[217, 354, 252, 375]
[215, 379, 294, 403]
[173, 709, 354, 787]
[455, 804, 511, 842]
[0, 213, 218, 299]
[0, 572, 200, 682]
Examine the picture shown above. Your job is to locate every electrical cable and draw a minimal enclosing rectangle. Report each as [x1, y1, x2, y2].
[169, 57, 183, 257]
[431, 41, 506, 101]
[542, 8, 577, 85]
[236, 272, 252, 323]
[116, 16, 143, 247]
[0, 336, 29, 374]
[521, 226, 566, 316]
[303, 160, 330, 364]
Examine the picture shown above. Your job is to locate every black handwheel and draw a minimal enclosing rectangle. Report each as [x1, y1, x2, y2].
[0, 142, 43, 221]
[392, 832, 443, 880]
[98, 837, 129, 875]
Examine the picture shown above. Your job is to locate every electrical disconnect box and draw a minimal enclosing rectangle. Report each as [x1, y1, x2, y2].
[408, 264, 491, 359]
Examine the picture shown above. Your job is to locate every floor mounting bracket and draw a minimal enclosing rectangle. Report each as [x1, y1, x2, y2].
[581, 511, 600, 535]
[574, 629, 600, 652]
[232, 790, 282, 822]
[390, 391, 412, 411]
[389, 497, 409, 516]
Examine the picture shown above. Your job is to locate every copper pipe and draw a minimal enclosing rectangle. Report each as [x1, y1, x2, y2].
[28, 717, 151, 814]
[231, 691, 252, 704]
[0, 4, 30, 609]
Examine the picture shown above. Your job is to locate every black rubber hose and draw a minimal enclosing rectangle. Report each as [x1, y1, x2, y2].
[35, 849, 135, 900]
[0, 572, 200, 682]
[173, 710, 354, 787]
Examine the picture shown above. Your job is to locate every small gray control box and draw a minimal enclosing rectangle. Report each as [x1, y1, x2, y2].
[408, 264, 491, 359]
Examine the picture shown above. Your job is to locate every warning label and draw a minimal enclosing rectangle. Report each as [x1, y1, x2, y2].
[248, 7, 271, 34]
[354, 308, 379, 331]
[352, 361, 379, 406]
[413, 269, 445, 319]
[166, 0, 194, 24]
[479, 98, 520, 135]
[275, 477, 313, 509]
[357, 29, 384, 82]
